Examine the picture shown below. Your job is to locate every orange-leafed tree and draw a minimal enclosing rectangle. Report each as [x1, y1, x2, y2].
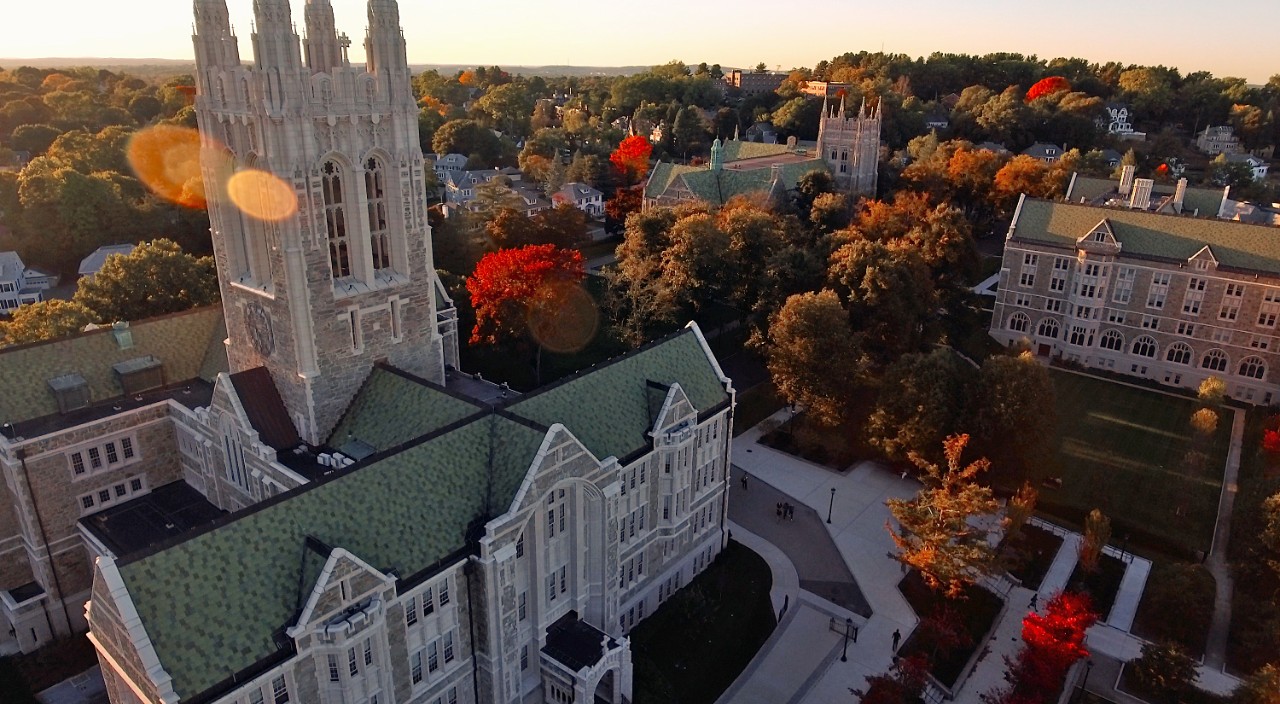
[1026, 76, 1071, 102]
[610, 135, 653, 185]
[467, 244, 586, 347]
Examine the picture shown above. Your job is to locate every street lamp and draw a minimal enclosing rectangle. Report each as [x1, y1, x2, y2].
[827, 487, 835, 524]
[1074, 659, 1094, 703]
[841, 617, 855, 662]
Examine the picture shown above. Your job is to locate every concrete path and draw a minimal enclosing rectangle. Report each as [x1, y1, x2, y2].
[1203, 407, 1245, 671]
[1106, 555, 1150, 631]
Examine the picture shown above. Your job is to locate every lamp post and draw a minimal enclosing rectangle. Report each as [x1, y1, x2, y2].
[1074, 659, 1094, 703]
[827, 487, 835, 524]
[841, 617, 855, 662]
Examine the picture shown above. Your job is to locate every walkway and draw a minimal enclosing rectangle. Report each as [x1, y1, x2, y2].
[1203, 407, 1245, 670]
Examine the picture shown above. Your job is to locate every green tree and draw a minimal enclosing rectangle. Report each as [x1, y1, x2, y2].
[887, 434, 1000, 597]
[1140, 563, 1216, 652]
[672, 105, 709, 157]
[8, 123, 61, 155]
[127, 94, 164, 124]
[866, 348, 973, 463]
[661, 211, 734, 312]
[72, 239, 219, 322]
[1131, 642, 1197, 704]
[475, 83, 533, 137]
[432, 119, 501, 165]
[0, 299, 98, 346]
[765, 289, 864, 428]
[976, 351, 1056, 485]
[828, 237, 935, 365]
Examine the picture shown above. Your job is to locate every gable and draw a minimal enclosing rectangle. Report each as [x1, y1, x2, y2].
[293, 548, 392, 632]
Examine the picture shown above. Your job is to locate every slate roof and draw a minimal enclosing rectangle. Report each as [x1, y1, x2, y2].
[507, 327, 730, 462]
[645, 159, 828, 206]
[78, 244, 136, 277]
[117, 414, 545, 701]
[327, 366, 484, 453]
[1012, 199, 1280, 274]
[1067, 175, 1226, 218]
[0, 306, 227, 428]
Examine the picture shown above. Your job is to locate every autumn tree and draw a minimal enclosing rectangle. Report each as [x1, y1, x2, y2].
[604, 186, 643, 231]
[887, 434, 1000, 596]
[1003, 482, 1039, 544]
[1263, 492, 1280, 581]
[467, 244, 586, 347]
[1131, 642, 1197, 704]
[0, 299, 98, 346]
[986, 592, 1098, 704]
[854, 654, 929, 704]
[1199, 376, 1226, 406]
[609, 135, 653, 185]
[866, 348, 974, 463]
[1025, 76, 1072, 103]
[766, 289, 864, 428]
[1234, 664, 1280, 704]
[1078, 509, 1111, 573]
[72, 239, 218, 323]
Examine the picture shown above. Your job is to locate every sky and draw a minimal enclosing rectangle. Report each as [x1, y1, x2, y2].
[1, 0, 1277, 84]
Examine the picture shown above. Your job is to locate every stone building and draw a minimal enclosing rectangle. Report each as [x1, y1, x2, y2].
[816, 95, 880, 197]
[990, 187, 1280, 404]
[0, 2, 736, 703]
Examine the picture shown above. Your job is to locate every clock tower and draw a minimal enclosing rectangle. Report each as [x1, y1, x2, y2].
[193, 0, 452, 444]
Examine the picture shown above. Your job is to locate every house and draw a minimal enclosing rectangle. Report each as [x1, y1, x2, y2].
[743, 121, 778, 144]
[0, 251, 49, 314]
[1098, 149, 1124, 169]
[428, 153, 468, 181]
[1022, 142, 1063, 163]
[1197, 125, 1243, 155]
[1226, 153, 1269, 181]
[78, 244, 136, 278]
[553, 182, 605, 218]
[799, 81, 849, 98]
[5, 5, 737, 704]
[923, 111, 950, 130]
[975, 141, 1010, 155]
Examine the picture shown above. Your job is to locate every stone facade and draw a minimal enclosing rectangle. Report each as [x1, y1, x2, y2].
[816, 95, 880, 196]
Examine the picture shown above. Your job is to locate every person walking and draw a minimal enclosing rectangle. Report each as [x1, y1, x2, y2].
[776, 503, 783, 521]
[740, 472, 748, 491]
[891, 629, 901, 652]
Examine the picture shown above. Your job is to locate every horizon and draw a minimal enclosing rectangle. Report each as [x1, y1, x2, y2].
[0, 0, 1277, 84]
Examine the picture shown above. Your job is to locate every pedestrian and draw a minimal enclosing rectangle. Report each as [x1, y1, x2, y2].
[891, 629, 901, 652]
[740, 473, 748, 491]
[776, 503, 783, 521]
[788, 504, 795, 520]
[1030, 593, 1038, 611]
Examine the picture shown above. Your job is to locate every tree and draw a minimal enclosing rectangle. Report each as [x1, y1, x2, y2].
[1263, 492, 1280, 581]
[532, 203, 590, 249]
[672, 105, 710, 157]
[1130, 642, 1197, 704]
[887, 434, 1000, 596]
[828, 237, 935, 365]
[609, 135, 653, 184]
[1078, 509, 1111, 573]
[1140, 563, 1216, 651]
[1234, 664, 1280, 704]
[660, 211, 734, 312]
[1025, 76, 1071, 102]
[1191, 407, 1220, 436]
[1199, 376, 1226, 406]
[853, 654, 929, 704]
[766, 289, 864, 428]
[432, 119, 501, 165]
[8, 123, 61, 155]
[1003, 482, 1039, 544]
[604, 187, 642, 231]
[466, 244, 586, 348]
[485, 207, 541, 249]
[72, 239, 218, 322]
[866, 348, 973, 463]
[474, 83, 532, 136]
[986, 592, 1098, 704]
[0, 299, 98, 346]
[976, 352, 1055, 485]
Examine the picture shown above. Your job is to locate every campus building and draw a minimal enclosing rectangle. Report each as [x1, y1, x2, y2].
[991, 175, 1280, 404]
[0, 2, 736, 703]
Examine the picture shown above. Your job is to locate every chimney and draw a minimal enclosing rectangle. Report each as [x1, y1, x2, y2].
[1173, 178, 1188, 213]
[1129, 179, 1154, 210]
[1118, 165, 1136, 195]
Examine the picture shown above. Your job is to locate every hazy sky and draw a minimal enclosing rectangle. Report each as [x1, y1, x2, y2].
[2, 0, 1277, 84]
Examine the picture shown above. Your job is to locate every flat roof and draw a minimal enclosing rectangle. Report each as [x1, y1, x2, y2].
[8, 378, 215, 441]
[80, 481, 225, 559]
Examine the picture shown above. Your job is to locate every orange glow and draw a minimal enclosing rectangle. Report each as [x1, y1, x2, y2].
[127, 125, 211, 209]
[227, 169, 298, 223]
[528, 282, 599, 354]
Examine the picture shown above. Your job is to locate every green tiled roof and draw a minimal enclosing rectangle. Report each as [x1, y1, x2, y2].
[0, 306, 225, 426]
[719, 140, 793, 162]
[1013, 199, 1280, 274]
[507, 328, 730, 461]
[118, 415, 544, 700]
[1068, 175, 1227, 218]
[680, 161, 827, 206]
[644, 162, 696, 199]
[328, 368, 483, 452]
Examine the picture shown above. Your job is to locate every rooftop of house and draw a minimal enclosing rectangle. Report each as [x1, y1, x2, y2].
[112, 326, 731, 702]
[0, 251, 24, 282]
[1225, 153, 1266, 166]
[1011, 198, 1280, 275]
[1066, 175, 1227, 219]
[78, 244, 136, 277]
[1022, 143, 1062, 158]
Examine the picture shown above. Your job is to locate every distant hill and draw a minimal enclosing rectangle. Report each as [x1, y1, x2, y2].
[0, 58, 649, 79]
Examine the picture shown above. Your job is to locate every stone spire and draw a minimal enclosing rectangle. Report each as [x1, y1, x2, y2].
[365, 0, 408, 75]
[304, 0, 344, 73]
[838, 94, 846, 120]
[251, 0, 302, 71]
[709, 137, 724, 171]
[817, 94, 829, 154]
[192, 0, 241, 70]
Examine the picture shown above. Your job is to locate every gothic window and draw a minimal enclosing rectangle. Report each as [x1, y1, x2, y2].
[1100, 329, 1124, 351]
[322, 161, 352, 278]
[1240, 356, 1266, 380]
[1132, 335, 1157, 358]
[365, 157, 391, 271]
[1166, 342, 1192, 365]
[1201, 349, 1228, 372]
[1007, 312, 1029, 333]
[841, 150, 848, 161]
[1037, 318, 1059, 339]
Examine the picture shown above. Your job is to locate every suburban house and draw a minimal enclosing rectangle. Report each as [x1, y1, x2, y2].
[77, 245, 136, 279]
[0, 251, 51, 314]
[1225, 153, 1270, 181]
[1197, 125, 1243, 155]
[1022, 143, 1063, 163]
[553, 182, 605, 218]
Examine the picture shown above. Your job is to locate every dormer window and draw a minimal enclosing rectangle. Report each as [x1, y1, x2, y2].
[48, 374, 90, 414]
[113, 356, 164, 395]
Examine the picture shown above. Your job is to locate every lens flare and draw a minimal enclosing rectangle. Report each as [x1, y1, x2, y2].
[227, 169, 299, 222]
[127, 125, 210, 209]
[528, 282, 600, 354]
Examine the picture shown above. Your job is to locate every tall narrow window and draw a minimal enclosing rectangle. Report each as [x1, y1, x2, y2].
[323, 161, 351, 279]
[365, 158, 392, 272]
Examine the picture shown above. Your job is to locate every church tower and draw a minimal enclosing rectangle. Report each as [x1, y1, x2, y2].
[816, 94, 882, 197]
[193, 0, 451, 445]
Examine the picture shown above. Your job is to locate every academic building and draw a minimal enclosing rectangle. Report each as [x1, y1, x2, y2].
[0, 2, 735, 703]
[991, 171, 1280, 404]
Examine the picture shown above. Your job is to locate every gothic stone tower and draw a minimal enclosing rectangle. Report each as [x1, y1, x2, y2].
[193, 0, 446, 444]
[816, 95, 881, 197]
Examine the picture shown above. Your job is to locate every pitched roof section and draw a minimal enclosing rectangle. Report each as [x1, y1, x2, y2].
[1012, 199, 1280, 274]
[117, 414, 545, 701]
[719, 139, 793, 162]
[507, 327, 731, 462]
[229, 368, 301, 451]
[327, 366, 484, 453]
[0, 306, 226, 427]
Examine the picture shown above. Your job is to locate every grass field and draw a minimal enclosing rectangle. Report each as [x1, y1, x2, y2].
[1038, 370, 1232, 557]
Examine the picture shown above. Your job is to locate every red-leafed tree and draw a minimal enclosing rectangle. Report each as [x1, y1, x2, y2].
[610, 135, 653, 184]
[855, 654, 930, 704]
[605, 186, 643, 230]
[1263, 428, 1280, 454]
[1025, 76, 1071, 102]
[467, 244, 586, 346]
[985, 592, 1098, 704]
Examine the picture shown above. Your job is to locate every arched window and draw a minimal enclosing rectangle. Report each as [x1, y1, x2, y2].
[1201, 349, 1228, 372]
[1239, 356, 1266, 380]
[1100, 329, 1124, 351]
[1166, 342, 1192, 365]
[1008, 312, 1029, 333]
[365, 157, 391, 272]
[1132, 336, 1157, 358]
[322, 161, 351, 278]
[1037, 318, 1059, 339]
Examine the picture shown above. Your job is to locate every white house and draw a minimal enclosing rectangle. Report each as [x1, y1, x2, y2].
[77, 244, 135, 278]
[0, 251, 50, 315]
[1197, 126, 1243, 156]
[1226, 153, 1270, 181]
[553, 182, 605, 218]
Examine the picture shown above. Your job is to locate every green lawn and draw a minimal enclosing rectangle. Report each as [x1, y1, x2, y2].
[1037, 370, 1232, 557]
